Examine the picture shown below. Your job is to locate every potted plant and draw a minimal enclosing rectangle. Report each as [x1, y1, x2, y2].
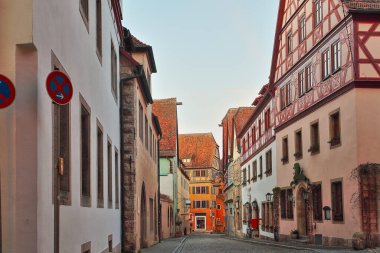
[352, 232, 366, 250]
[290, 229, 299, 239]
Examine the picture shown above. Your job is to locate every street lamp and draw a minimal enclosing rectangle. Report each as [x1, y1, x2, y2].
[302, 189, 309, 201]
[265, 193, 273, 202]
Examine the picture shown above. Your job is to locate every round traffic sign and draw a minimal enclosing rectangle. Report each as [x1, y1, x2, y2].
[46, 71, 73, 105]
[0, 74, 16, 109]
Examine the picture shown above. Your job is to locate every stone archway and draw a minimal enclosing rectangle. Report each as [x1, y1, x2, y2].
[296, 186, 308, 237]
[140, 182, 147, 248]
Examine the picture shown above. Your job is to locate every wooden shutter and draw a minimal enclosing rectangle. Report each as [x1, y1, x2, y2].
[280, 190, 286, 219]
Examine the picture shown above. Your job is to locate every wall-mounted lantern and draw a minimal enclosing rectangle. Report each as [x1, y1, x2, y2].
[266, 192, 273, 202]
[323, 206, 331, 220]
[301, 189, 309, 201]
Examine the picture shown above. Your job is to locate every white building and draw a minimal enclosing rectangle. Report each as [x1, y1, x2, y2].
[239, 85, 277, 239]
[0, 0, 124, 252]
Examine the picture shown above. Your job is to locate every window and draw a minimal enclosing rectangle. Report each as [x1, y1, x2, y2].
[313, 184, 322, 221]
[107, 140, 112, 208]
[282, 137, 289, 164]
[264, 109, 271, 131]
[145, 117, 148, 149]
[265, 150, 272, 177]
[193, 200, 209, 208]
[97, 125, 104, 208]
[331, 181, 343, 221]
[149, 128, 153, 156]
[96, 0, 102, 59]
[259, 156, 263, 179]
[322, 48, 331, 79]
[252, 160, 257, 181]
[300, 15, 306, 42]
[294, 130, 303, 159]
[111, 42, 117, 99]
[139, 102, 143, 141]
[212, 200, 216, 208]
[242, 168, 247, 185]
[298, 70, 305, 97]
[108, 235, 113, 253]
[252, 126, 256, 143]
[287, 32, 293, 55]
[150, 198, 154, 231]
[81, 241, 91, 253]
[115, 149, 119, 209]
[332, 41, 341, 73]
[329, 110, 341, 147]
[258, 119, 262, 136]
[280, 86, 286, 110]
[280, 189, 294, 219]
[201, 170, 207, 177]
[53, 103, 71, 205]
[81, 102, 91, 206]
[247, 165, 251, 183]
[309, 122, 320, 154]
[79, 0, 89, 31]
[305, 64, 313, 91]
[192, 186, 209, 194]
[286, 82, 292, 106]
[315, 0, 323, 26]
[217, 204, 221, 210]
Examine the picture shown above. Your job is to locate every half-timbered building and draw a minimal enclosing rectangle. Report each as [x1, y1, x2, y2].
[239, 84, 277, 239]
[270, 0, 380, 247]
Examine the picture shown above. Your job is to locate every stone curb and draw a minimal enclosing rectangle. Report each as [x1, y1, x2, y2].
[172, 236, 188, 253]
[225, 236, 325, 252]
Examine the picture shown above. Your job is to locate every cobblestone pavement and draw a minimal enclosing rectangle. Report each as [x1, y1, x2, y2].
[142, 233, 373, 253]
[141, 237, 183, 253]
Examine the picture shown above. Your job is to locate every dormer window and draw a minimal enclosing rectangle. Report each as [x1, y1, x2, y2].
[182, 158, 191, 163]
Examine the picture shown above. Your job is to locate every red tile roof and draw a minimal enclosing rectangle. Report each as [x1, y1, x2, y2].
[152, 98, 178, 157]
[179, 133, 219, 169]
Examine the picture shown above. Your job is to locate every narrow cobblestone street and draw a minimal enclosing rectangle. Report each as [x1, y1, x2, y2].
[142, 233, 368, 253]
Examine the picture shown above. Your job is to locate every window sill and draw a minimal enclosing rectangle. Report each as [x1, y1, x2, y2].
[332, 67, 341, 75]
[322, 74, 332, 82]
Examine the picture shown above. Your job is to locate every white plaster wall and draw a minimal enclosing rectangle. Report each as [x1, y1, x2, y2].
[33, 0, 122, 252]
[160, 174, 174, 199]
[241, 141, 277, 237]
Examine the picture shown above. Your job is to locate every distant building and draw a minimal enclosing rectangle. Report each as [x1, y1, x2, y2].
[120, 29, 161, 252]
[152, 98, 190, 238]
[270, 0, 380, 247]
[239, 85, 276, 240]
[221, 107, 254, 238]
[179, 133, 223, 232]
[0, 0, 123, 252]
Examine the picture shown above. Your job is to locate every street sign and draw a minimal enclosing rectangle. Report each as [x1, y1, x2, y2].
[0, 74, 16, 109]
[46, 71, 73, 105]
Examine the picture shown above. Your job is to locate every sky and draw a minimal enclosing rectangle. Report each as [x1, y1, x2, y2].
[122, 0, 279, 148]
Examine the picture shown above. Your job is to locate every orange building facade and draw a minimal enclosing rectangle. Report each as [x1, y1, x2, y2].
[179, 133, 224, 232]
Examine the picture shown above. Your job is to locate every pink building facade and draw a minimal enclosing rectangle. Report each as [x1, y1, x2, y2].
[270, 0, 380, 247]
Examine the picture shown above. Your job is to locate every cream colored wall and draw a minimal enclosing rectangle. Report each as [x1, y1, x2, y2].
[276, 89, 361, 239]
[134, 78, 159, 249]
[160, 200, 173, 239]
[177, 170, 190, 234]
[356, 89, 380, 164]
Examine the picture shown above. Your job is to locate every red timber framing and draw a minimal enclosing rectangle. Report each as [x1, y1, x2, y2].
[239, 92, 275, 166]
[272, 0, 345, 84]
[353, 15, 380, 80]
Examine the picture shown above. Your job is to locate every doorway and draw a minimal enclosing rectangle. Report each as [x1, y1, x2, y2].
[140, 183, 147, 248]
[296, 188, 308, 236]
[195, 217, 206, 231]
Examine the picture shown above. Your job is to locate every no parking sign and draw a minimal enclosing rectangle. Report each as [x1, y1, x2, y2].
[46, 71, 73, 105]
[0, 74, 16, 109]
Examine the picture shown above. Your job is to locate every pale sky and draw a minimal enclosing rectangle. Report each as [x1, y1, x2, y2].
[122, 0, 279, 148]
